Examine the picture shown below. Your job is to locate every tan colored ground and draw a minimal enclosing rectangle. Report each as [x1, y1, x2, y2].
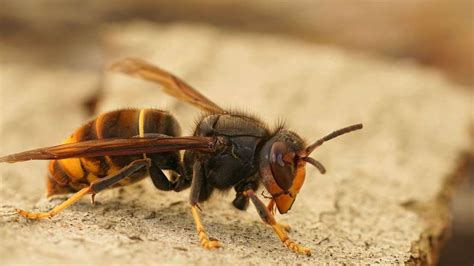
[0, 23, 471, 265]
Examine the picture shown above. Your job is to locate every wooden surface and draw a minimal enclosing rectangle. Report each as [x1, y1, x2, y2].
[0, 22, 471, 265]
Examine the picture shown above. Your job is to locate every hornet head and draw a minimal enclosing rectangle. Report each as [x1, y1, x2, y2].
[259, 124, 363, 214]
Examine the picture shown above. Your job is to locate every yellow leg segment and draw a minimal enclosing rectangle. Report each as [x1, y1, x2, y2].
[267, 199, 276, 215]
[266, 199, 291, 232]
[16, 187, 91, 219]
[271, 223, 311, 255]
[246, 190, 311, 256]
[191, 205, 221, 249]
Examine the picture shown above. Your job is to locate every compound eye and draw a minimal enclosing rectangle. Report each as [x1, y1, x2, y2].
[270, 142, 296, 191]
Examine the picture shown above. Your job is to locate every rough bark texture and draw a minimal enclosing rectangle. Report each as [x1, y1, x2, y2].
[0, 22, 471, 265]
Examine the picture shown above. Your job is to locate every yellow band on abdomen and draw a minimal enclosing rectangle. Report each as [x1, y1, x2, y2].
[139, 109, 148, 159]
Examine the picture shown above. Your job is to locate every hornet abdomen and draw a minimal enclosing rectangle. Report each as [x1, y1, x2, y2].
[46, 108, 181, 197]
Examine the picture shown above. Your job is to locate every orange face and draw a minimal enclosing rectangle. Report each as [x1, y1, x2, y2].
[259, 124, 362, 214]
[272, 162, 306, 213]
[260, 141, 307, 214]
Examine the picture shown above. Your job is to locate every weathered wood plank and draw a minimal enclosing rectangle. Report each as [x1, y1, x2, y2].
[0, 23, 470, 265]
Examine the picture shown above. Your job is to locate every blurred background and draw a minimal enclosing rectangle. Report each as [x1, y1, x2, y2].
[1, 1, 472, 264]
[1, 0, 473, 87]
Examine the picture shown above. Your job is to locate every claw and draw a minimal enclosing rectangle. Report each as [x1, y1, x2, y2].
[15, 208, 55, 219]
[271, 224, 311, 256]
[283, 238, 311, 256]
[191, 205, 222, 250]
[15, 187, 91, 220]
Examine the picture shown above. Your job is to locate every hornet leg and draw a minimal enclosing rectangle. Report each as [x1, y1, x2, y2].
[134, 134, 191, 192]
[148, 165, 175, 191]
[266, 199, 291, 232]
[189, 161, 220, 249]
[148, 165, 191, 192]
[16, 159, 151, 219]
[245, 189, 311, 256]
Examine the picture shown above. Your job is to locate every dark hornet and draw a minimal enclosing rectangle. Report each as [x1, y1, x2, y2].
[0, 58, 363, 255]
